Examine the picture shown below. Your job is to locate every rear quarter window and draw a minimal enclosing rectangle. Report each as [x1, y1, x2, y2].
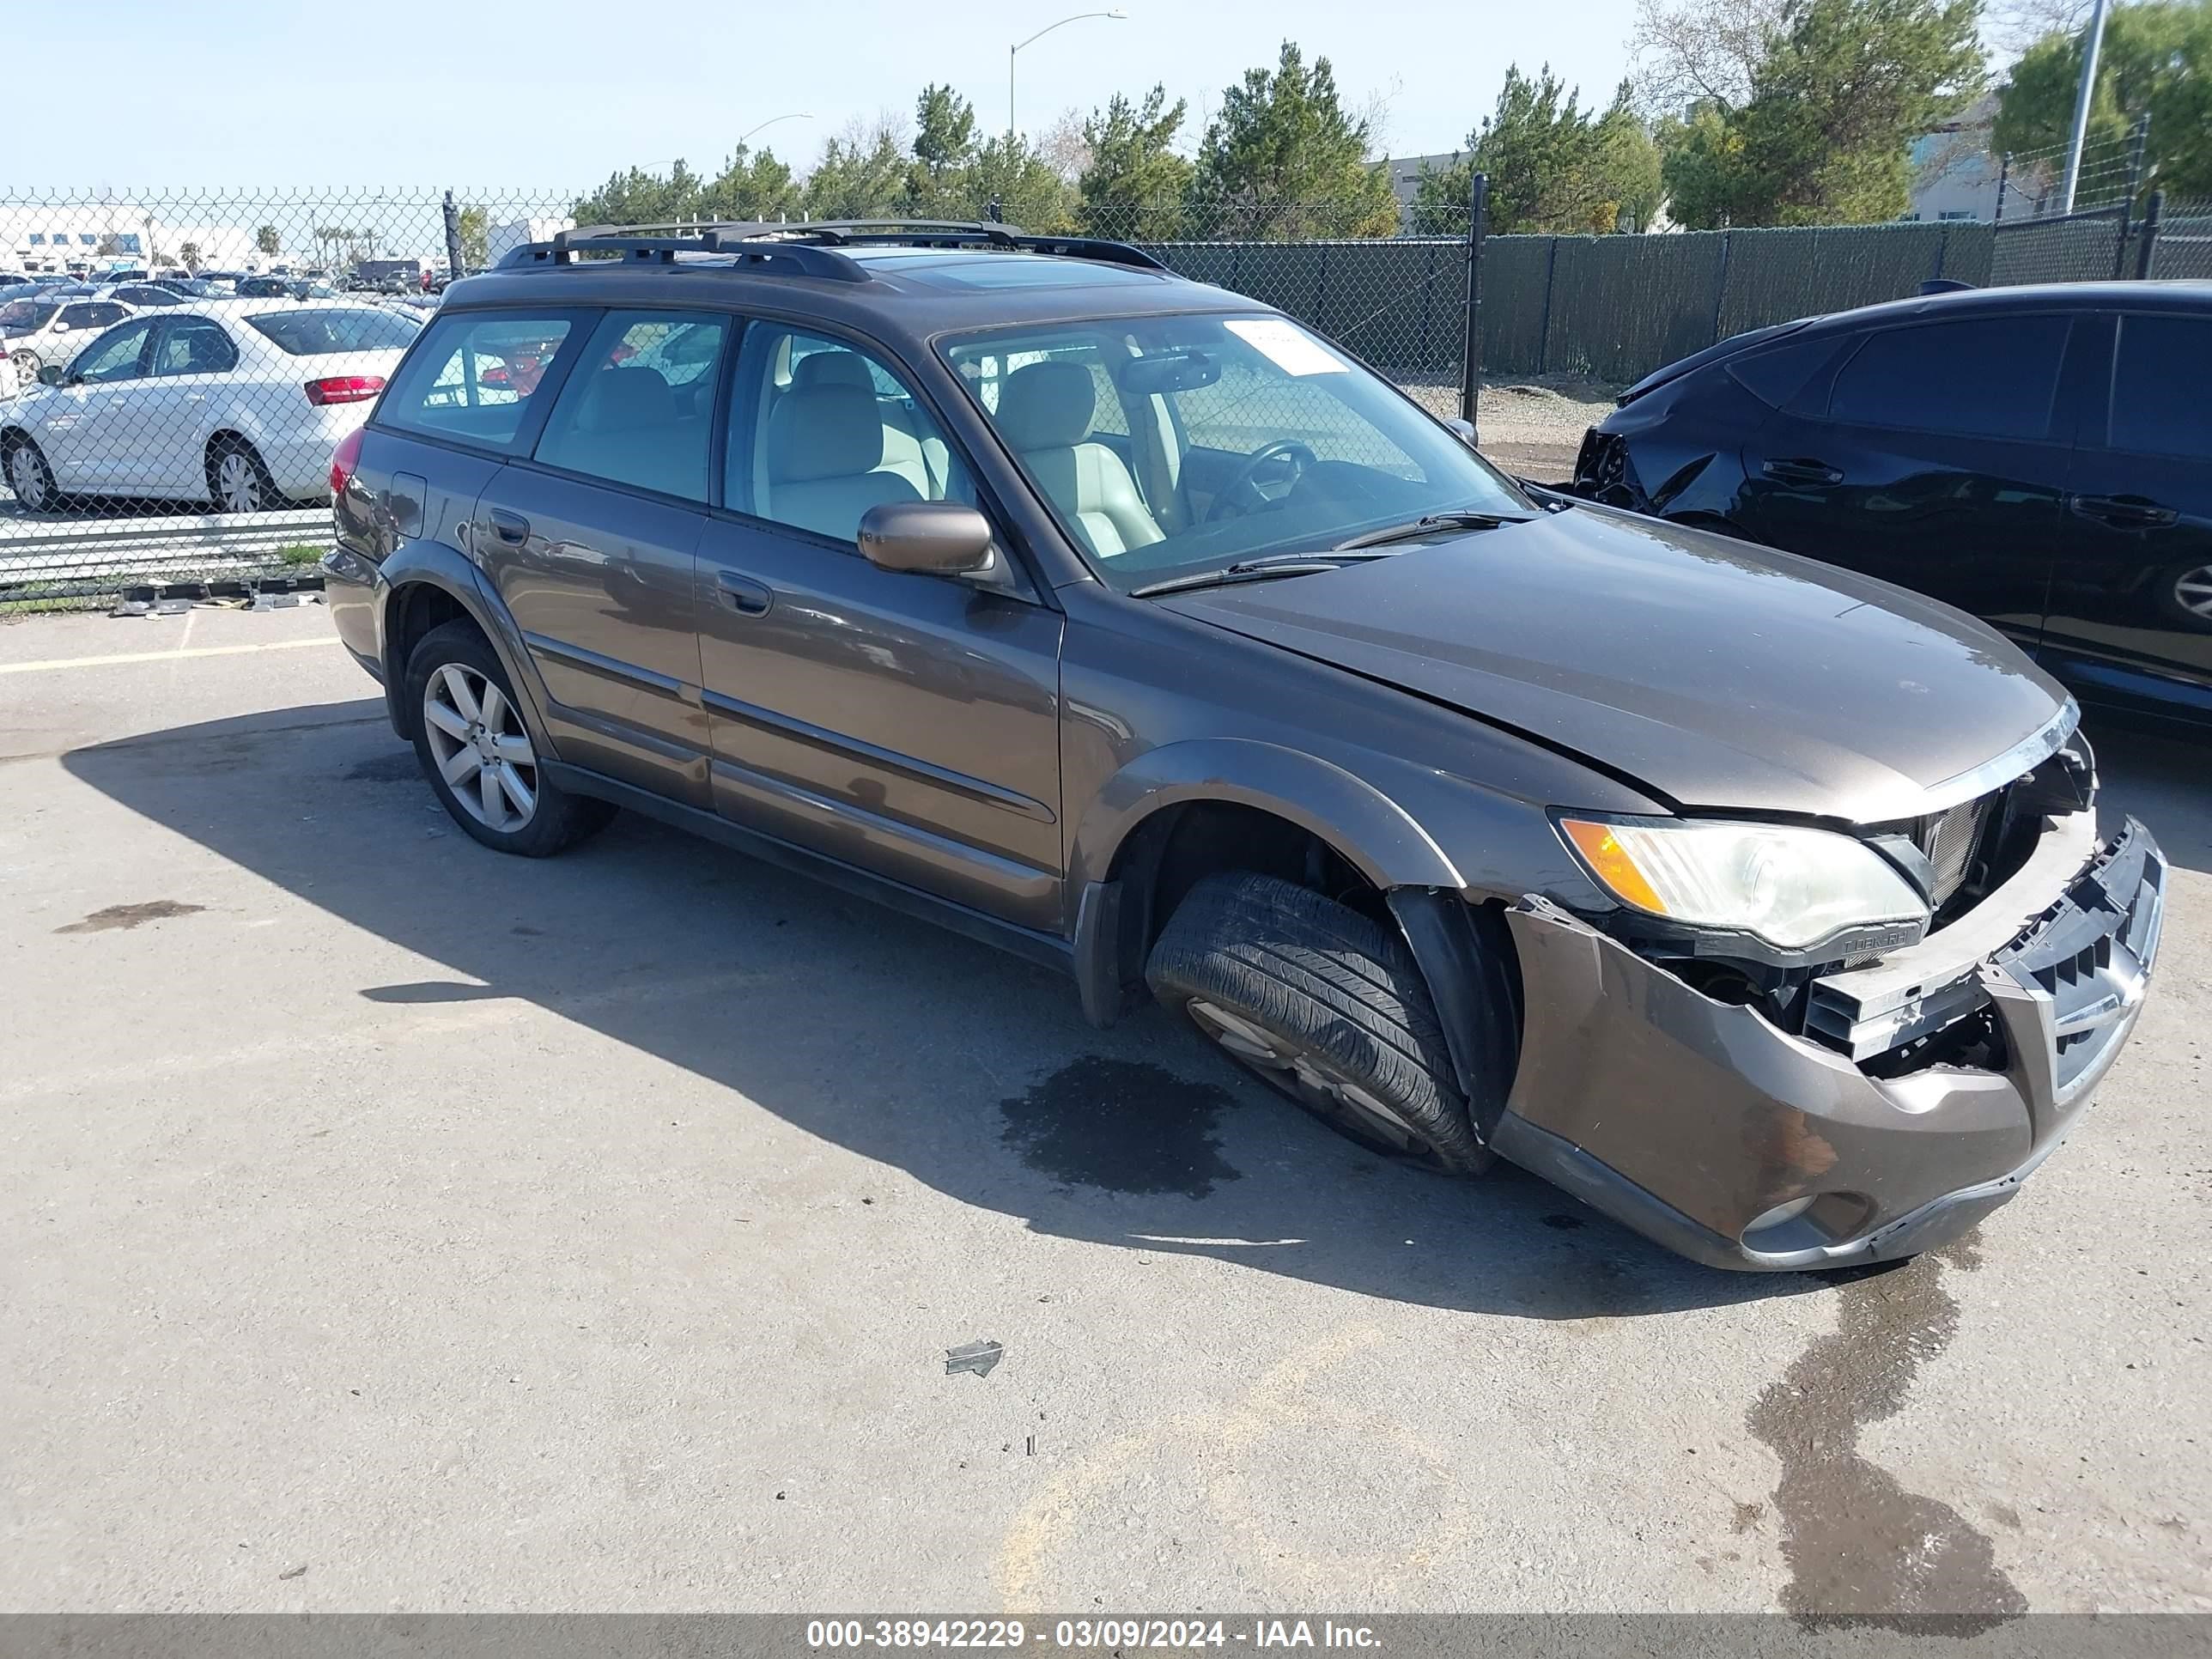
[373, 311, 584, 452]
[1725, 334, 1841, 410]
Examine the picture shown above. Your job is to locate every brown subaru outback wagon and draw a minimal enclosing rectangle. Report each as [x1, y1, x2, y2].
[324, 220, 2165, 1272]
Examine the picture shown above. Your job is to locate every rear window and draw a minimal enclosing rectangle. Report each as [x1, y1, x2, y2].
[374, 310, 581, 451]
[249, 307, 422, 356]
[1, 300, 59, 331]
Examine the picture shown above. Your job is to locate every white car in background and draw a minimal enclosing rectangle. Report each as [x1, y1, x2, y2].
[1, 292, 137, 386]
[2, 301, 420, 513]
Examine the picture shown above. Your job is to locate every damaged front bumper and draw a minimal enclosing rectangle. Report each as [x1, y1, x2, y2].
[1491, 812, 2166, 1272]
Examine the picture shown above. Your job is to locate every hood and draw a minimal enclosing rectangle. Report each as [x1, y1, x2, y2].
[1159, 507, 2071, 823]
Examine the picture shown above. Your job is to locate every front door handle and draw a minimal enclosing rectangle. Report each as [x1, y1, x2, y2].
[717, 570, 774, 617]
[2070, 493, 2178, 529]
[1762, 457, 1844, 487]
[487, 508, 531, 546]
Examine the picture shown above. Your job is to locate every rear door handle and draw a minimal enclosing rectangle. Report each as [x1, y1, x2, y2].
[1762, 457, 1844, 487]
[2070, 493, 2178, 529]
[717, 570, 774, 617]
[487, 508, 530, 546]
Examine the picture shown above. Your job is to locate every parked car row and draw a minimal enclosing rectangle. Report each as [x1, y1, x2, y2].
[1, 299, 422, 510]
[1571, 280, 2212, 734]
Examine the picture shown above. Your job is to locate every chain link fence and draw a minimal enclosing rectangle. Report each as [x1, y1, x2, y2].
[1, 179, 2198, 605]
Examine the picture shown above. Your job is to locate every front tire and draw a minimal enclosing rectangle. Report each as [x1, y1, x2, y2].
[4, 433, 59, 512]
[404, 620, 614, 857]
[1146, 872, 1492, 1173]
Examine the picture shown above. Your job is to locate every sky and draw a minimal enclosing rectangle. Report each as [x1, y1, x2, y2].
[11, 0, 1645, 191]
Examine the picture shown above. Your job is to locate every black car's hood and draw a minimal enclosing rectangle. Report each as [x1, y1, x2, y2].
[1159, 507, 2073, 823]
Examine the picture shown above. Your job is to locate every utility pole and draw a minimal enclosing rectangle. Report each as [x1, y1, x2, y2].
[2060, 0, 2112, 213]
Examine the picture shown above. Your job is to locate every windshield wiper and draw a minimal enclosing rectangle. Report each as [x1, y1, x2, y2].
[1129, 551, 1391, 599]
[1332, 509, 1533, 551]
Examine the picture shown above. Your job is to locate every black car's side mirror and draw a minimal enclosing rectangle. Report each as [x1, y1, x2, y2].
[857, 501, 996, 576]
[38, 365, 66, 387]
[1443, 416, 1479, 448]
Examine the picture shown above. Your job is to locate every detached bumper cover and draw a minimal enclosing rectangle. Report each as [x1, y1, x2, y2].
[1493, 814, 2165, 1271]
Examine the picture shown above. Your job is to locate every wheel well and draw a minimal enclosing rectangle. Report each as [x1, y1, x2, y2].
[204, 430, 253, 462]
[1104, 801, 1382, 991]
[382, 583, 478, 734]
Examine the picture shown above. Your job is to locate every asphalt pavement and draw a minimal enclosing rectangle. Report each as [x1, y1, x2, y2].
[1, 604, 2206, 1614]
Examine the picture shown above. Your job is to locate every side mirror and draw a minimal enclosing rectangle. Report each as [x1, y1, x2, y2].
[857, 501, 995, 575]
[1443, 416, 1479, 448]
[38, 365, 65, 387]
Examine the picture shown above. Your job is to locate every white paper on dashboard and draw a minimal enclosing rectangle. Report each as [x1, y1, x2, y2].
[1224, 318, 1347, 376]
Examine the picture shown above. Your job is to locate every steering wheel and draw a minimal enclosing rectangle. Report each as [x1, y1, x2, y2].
[1206, 440, 1318, 521]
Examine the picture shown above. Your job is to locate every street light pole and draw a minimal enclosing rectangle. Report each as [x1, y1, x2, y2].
[1007, 9, 1127, 139]
[2060, 0, 2111, 214]
[739, 112, 813, 148]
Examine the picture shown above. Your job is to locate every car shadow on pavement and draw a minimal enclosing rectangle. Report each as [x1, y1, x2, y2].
[70, 701, 2199, 1324]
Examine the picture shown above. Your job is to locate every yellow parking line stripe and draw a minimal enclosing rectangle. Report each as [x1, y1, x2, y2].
[0, 636, 343, 675]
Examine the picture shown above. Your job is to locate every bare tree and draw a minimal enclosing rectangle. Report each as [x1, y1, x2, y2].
[1982, 0, 2094, 59]
[1035, 107, 1092, 183]
[1632, 0, 1790, 112]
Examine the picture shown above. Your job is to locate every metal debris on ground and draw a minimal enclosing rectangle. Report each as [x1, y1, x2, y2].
[945, 1340, 1003, 1378]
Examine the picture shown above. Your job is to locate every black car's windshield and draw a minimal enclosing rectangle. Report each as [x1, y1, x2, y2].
[939, 313, 1531, 594]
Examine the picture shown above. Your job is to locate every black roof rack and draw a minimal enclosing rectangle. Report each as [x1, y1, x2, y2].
[493, 217, 1167, 277]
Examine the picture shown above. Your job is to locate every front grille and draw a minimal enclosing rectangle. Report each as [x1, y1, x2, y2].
[1916, 793, 1995, 907]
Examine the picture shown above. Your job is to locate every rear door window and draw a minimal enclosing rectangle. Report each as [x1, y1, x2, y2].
[153, 317, 240, 376]
[374, 310, 586, 452]
[2107, 313, 2212, 461]
[1826, 316, 2069, 441]
[532, 310, 732, 503]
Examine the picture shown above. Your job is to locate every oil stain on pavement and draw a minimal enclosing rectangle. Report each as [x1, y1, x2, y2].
[1749, 1239, 2026, 1629]
[1001, 1057, 1243, 1198]
[54, 900, 205, 934]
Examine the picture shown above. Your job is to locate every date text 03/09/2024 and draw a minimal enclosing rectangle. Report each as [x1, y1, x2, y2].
[805, 1620, 1382, 1650]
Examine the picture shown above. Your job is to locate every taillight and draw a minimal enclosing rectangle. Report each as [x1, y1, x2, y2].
[329, 427, 365, 497]
[306, 374, 386, 406]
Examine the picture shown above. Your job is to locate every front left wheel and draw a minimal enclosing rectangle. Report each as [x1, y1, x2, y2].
[4, 433, 59, 512]
[1146, 872, 1493, 1173]
[404, 620, 614, 857]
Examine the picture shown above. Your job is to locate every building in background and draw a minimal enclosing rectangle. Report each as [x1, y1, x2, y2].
[484, 216, 578, 265]
[1905, 97, 2002, 223]
[2, 204, 264, 272]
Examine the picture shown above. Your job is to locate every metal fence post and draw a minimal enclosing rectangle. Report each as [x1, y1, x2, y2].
[2116, 111, 2150, 276]
[1994, 154, 2010, 223]
[1459, 172, 1487, 433]
[2136, 189, 2165, 279]
[1710, 229, 1734, 349]
[441, 190, 465, 278]
[1534, 237, 1559, 374]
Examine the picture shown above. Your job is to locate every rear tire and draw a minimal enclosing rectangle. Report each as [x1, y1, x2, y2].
[1146, 872, 1492, 1174]
[206, 437, 281, 513]
[404, 620, 614, 858]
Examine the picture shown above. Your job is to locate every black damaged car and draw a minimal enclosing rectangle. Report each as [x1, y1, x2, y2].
[1571, 282, 2212, 732]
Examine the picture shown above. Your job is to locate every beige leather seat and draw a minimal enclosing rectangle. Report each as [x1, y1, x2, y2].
[764, 382, 921, 543]
[996, 361, 1164, 557]
[792, 349, 947, 500]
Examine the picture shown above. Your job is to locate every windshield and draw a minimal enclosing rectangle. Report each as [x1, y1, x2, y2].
[1, 300, 60, 333]
[940, 313, 1528, 593]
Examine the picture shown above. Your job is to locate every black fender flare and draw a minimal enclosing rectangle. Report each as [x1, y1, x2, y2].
[374, 539, 556, 757]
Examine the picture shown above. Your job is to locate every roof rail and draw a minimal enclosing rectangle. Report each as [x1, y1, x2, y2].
[494, 217, 1168, 276]
[495, 226, 867, 282]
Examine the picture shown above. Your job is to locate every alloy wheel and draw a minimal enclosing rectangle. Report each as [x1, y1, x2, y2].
[1184, 997, 1431, 1158]
[421, 663, 538, 834]
[214, 449, 267, 513]
[2173, 566, 2212, 622]
[7, 443, 54, 511]
[8, 349, 36, 389]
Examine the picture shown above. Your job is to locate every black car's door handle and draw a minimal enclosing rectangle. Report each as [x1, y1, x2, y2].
[486, 508, 531, 546]
[2069, 493, 2179, 529]
[717, 570, 774, 617]
[1762, 457, 1844, 487]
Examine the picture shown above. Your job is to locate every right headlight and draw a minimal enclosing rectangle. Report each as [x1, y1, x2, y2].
[1558, 816, 1929, 952]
